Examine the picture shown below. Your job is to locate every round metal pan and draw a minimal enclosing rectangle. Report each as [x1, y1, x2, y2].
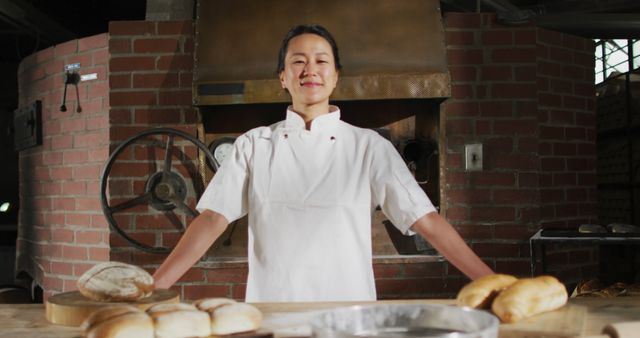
[310, 304, 498, 338]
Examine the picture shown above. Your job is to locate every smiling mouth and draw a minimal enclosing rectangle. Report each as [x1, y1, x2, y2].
[300, 82, 322, 87]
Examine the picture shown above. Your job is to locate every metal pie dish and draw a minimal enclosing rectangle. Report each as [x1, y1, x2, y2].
[310, 304, 498, 338]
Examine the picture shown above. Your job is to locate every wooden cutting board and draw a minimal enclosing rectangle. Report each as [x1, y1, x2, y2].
[45, 289, 179, 327]
[498, 303, 588, 338]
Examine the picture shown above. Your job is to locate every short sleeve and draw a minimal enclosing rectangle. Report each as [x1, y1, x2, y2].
[369, 137, 437, 235]
[196, 135, 251, 222]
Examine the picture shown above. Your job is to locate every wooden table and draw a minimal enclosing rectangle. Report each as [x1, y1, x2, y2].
[0, 298, 638, 338]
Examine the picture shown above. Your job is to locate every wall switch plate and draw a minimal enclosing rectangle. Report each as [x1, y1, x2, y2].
[465, 143, 483, 171]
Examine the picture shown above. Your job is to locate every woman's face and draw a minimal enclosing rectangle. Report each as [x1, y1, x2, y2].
[279, 33, 339, 110]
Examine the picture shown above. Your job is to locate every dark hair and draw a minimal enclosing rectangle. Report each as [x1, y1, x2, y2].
[277, 24, 343, 73]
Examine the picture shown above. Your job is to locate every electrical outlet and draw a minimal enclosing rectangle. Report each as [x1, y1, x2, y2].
[465, 143, 483, 171]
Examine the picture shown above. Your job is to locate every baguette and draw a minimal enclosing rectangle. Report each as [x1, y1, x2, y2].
[81, 305, 153, 338]
[456, 274, 518, 309]
[77, 261, 154, 302]
[491, 275, 568, 323]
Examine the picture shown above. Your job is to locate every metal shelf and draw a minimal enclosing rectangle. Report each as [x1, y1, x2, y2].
[529, 229, 640, 276]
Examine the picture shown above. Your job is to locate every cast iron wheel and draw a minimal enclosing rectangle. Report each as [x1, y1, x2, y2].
[100, 128, 215, 254]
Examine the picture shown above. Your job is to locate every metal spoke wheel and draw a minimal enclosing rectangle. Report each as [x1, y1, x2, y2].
[100, 128, 215, 254]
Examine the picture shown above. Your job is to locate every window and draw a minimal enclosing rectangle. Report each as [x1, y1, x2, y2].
[595, 39, 640, 84]
[633, 40, 640, 69]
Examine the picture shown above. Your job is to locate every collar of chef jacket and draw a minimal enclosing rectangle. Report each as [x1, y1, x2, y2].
[283, 105, 341, 133]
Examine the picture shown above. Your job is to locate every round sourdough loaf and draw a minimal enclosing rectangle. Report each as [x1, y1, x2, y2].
[77, 262, 155, 302]
[81, 305, 154, 338]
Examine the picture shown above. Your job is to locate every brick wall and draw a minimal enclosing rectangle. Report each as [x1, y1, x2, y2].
[442, 13, 540, 281]
[16, 14, 599, 300]
[16, 34, 111, 300]
[536, 29, 599, 281]
[440, 12, 598, 289]
[107, 20, 208, 299]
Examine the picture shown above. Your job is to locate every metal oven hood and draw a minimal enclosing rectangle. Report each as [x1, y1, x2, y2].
[193, 0, 450, 106]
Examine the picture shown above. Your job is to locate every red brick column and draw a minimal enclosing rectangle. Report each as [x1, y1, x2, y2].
[107, 20, 223, 300]
[16, 34, 111, 300]
[442, 13, 540, 283]
[536, 29, 599, 281]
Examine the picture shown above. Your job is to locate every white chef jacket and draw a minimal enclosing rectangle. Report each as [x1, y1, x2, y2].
[196, 106, 436, 302]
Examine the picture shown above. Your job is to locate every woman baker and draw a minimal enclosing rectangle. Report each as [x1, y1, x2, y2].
[153, 24, 494, 302]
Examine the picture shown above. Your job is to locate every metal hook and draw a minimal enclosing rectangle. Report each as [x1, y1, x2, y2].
[60, 71, 80, 112]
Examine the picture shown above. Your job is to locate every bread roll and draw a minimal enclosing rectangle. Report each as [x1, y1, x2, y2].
[147, 303, 211, 338]
[193, 297, 237, 312]
[210, 303, 263, 335]
[77, 262, 154, 302]
[491, 275, 568, 323]
[81, 305, 153, 338]
[146, 302, 197, 315]
[81, 305, 140, 331]
[456, 274, 518, 308]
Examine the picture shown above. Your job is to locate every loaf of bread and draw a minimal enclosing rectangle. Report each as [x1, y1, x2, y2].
[456, 274, 518, 309]
[81, 305, 153, 338]
[210, 303, 263, 335]
[147, 303, 211, 338]
[491, 275, 568, 323]
[77, 261, 155, 302]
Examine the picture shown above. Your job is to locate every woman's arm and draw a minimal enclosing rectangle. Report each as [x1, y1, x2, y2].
[411, 212, 494, 280]
[153, 210, 229, 289]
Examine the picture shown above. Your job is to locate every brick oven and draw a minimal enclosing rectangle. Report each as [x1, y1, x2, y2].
[15, 8, 598, 301]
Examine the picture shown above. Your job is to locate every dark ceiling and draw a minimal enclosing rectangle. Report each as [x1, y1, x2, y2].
[443, 0, 640, 14]
[442, 0, 640, 39]
[0, 0, 146, 63]
[1, 0, 639, 63]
